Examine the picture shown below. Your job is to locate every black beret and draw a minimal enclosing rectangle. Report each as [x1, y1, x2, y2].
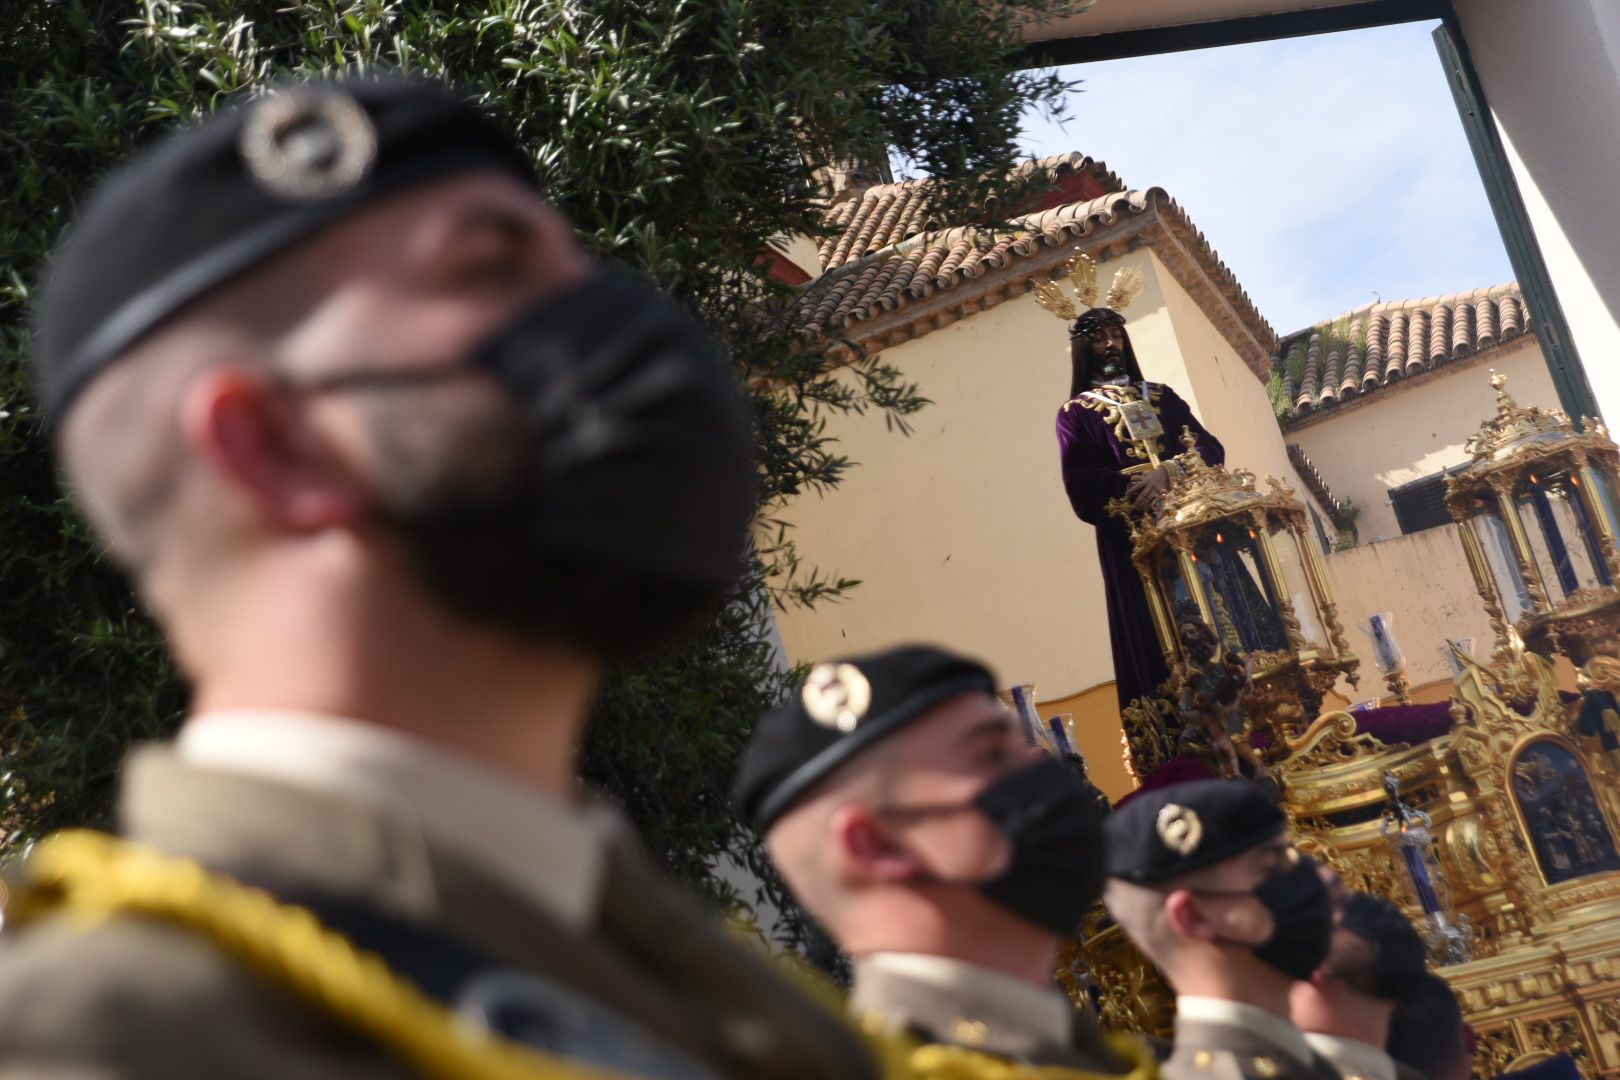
[1339, 892, 1428, 999]
[1104, 779, 1285, 883]
[34, 74, 536, 421]
[733, 645, 998, 831]
[1387, 973, 1465, 1076]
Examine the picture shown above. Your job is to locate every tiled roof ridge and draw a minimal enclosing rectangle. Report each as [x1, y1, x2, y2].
[816, 151, 1126, 271]
[795, 187, 1279, 381]
[1286, 443, 1355, 536]
[1274, 282, 1532, 424]
[1279, 282, 1523, 343]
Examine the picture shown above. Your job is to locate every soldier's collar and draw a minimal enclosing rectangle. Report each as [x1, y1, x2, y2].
[1176, 996, 1316, 1070]
[1304, 1033, 1398, 1080]
[852, 952, 1075, 1056]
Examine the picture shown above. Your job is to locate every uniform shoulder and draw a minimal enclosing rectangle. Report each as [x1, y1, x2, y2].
[0, 913, 405, 1079]
[1165, 1043, 1306, 1080]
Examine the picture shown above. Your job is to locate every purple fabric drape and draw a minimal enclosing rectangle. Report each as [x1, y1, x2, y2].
[1056, 384, 1224, 711]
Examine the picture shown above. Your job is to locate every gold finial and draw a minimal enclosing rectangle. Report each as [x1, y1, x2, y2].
[1489, 369, 1519, 412]
[1181, 426, 1199, 452]
[1033, 249, 1144, 323]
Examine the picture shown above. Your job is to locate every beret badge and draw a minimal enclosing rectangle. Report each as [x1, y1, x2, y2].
[239, 87, 378, 200]
[801, 662, 871, 733]
[1156, 803, 1203, 856]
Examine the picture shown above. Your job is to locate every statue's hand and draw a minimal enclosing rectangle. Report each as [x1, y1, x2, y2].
[1126, 465, 1171, 512]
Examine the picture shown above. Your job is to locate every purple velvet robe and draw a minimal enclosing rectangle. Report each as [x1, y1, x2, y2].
[1056, 384, 1224, 710]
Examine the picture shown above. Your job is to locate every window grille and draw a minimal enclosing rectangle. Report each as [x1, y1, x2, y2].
[1391, 471, 1454, 535]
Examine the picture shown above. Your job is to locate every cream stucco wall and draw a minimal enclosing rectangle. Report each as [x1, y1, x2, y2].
[1287, 339, 1555, 542]
[772, 233, 824, 281]
[1318, 527, 1499, 694]
[1156, 258, 1309, 495]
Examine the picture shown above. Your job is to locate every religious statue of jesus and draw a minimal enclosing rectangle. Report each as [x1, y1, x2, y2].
[1036, 254, 1225, 712]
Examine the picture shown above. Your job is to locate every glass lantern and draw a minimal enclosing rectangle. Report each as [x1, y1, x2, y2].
[1114, 430, 1361, 752]
[1446, 372, 1620, 666]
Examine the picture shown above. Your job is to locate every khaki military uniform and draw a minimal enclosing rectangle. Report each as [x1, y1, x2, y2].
[0, 714, 880, 1080]
[851, 952, 1139, 1073]
[1166, 998, 1342, 1080]
[1304, 1033, 1402, 1080]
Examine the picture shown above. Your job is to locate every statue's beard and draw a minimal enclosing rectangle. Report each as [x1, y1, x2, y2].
[1091, 349, 1129, 386]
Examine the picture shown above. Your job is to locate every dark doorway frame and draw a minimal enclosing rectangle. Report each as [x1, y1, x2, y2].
[1019, 0, 1600, 424]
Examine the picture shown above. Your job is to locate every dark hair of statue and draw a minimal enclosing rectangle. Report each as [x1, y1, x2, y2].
[1067, 307, 1144, 399]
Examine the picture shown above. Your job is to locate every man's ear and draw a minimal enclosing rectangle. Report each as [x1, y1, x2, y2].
[830, 804, 924, 884]
[181, 367, 368, 532]
[1163, 888, 1218, 943]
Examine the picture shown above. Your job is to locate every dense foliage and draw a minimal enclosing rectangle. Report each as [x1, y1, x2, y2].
[0, 0, 1074, 943]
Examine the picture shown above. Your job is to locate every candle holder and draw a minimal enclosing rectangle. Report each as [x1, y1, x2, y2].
[1366, 613, 1414, 706]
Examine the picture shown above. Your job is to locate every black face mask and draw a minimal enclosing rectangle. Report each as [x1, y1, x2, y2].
[1197, 856, 1334, 981]
[897, 758, 1108, 935]
[973, 758, 1110, 934]
[297, 271, 756, 660]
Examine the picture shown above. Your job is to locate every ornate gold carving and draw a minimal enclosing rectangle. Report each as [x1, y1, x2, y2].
[1591, 999, 1620, 1035]
[1384, 668, 1413, 705]
[1580, 655, 1620, 696]
[1279, 711, 1388, 770]
[1525, 1016, 1594, 1079]
[1529, 590, 1620, 668]
[1450, 642, 1564, 927]
[1475, 1027, 1522, 1078]
[1066, 917, 1174, 1038]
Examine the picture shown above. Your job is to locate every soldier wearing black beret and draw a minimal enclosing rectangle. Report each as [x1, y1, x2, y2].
[735, 644, 1151, 1076]
[1291, 892, 1431, 1080]
[0, 75, 880, 1080]
[1103, 780, 1341, 1080]
[1386, 974, 1474, 1080]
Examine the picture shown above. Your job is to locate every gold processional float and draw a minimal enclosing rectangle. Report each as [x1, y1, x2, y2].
[1004, 368, 1620, 1077]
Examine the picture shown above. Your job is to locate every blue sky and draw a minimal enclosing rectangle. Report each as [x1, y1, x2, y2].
[1015, 21, 1515, 337]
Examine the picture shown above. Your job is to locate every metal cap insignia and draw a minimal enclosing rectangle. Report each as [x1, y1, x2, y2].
[240, 87, 378, 200]
[802, 662, 871, 733]
[1156, 803, 1203, 856]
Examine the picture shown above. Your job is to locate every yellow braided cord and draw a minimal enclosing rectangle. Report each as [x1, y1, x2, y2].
[12, 831, 643, 1080]
[12, 831, 1156, 1080]
[909, 1032, 1160, 1080]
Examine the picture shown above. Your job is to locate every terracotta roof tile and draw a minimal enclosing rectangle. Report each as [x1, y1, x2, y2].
[1272, 284, 1531, 423]
[800, 189, 1153, 335]
[815, 152, 1126, 271]
[796, 182, 1278, 379]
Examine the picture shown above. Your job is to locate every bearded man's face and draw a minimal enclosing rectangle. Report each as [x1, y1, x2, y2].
[1071, 322, 1130, 386]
